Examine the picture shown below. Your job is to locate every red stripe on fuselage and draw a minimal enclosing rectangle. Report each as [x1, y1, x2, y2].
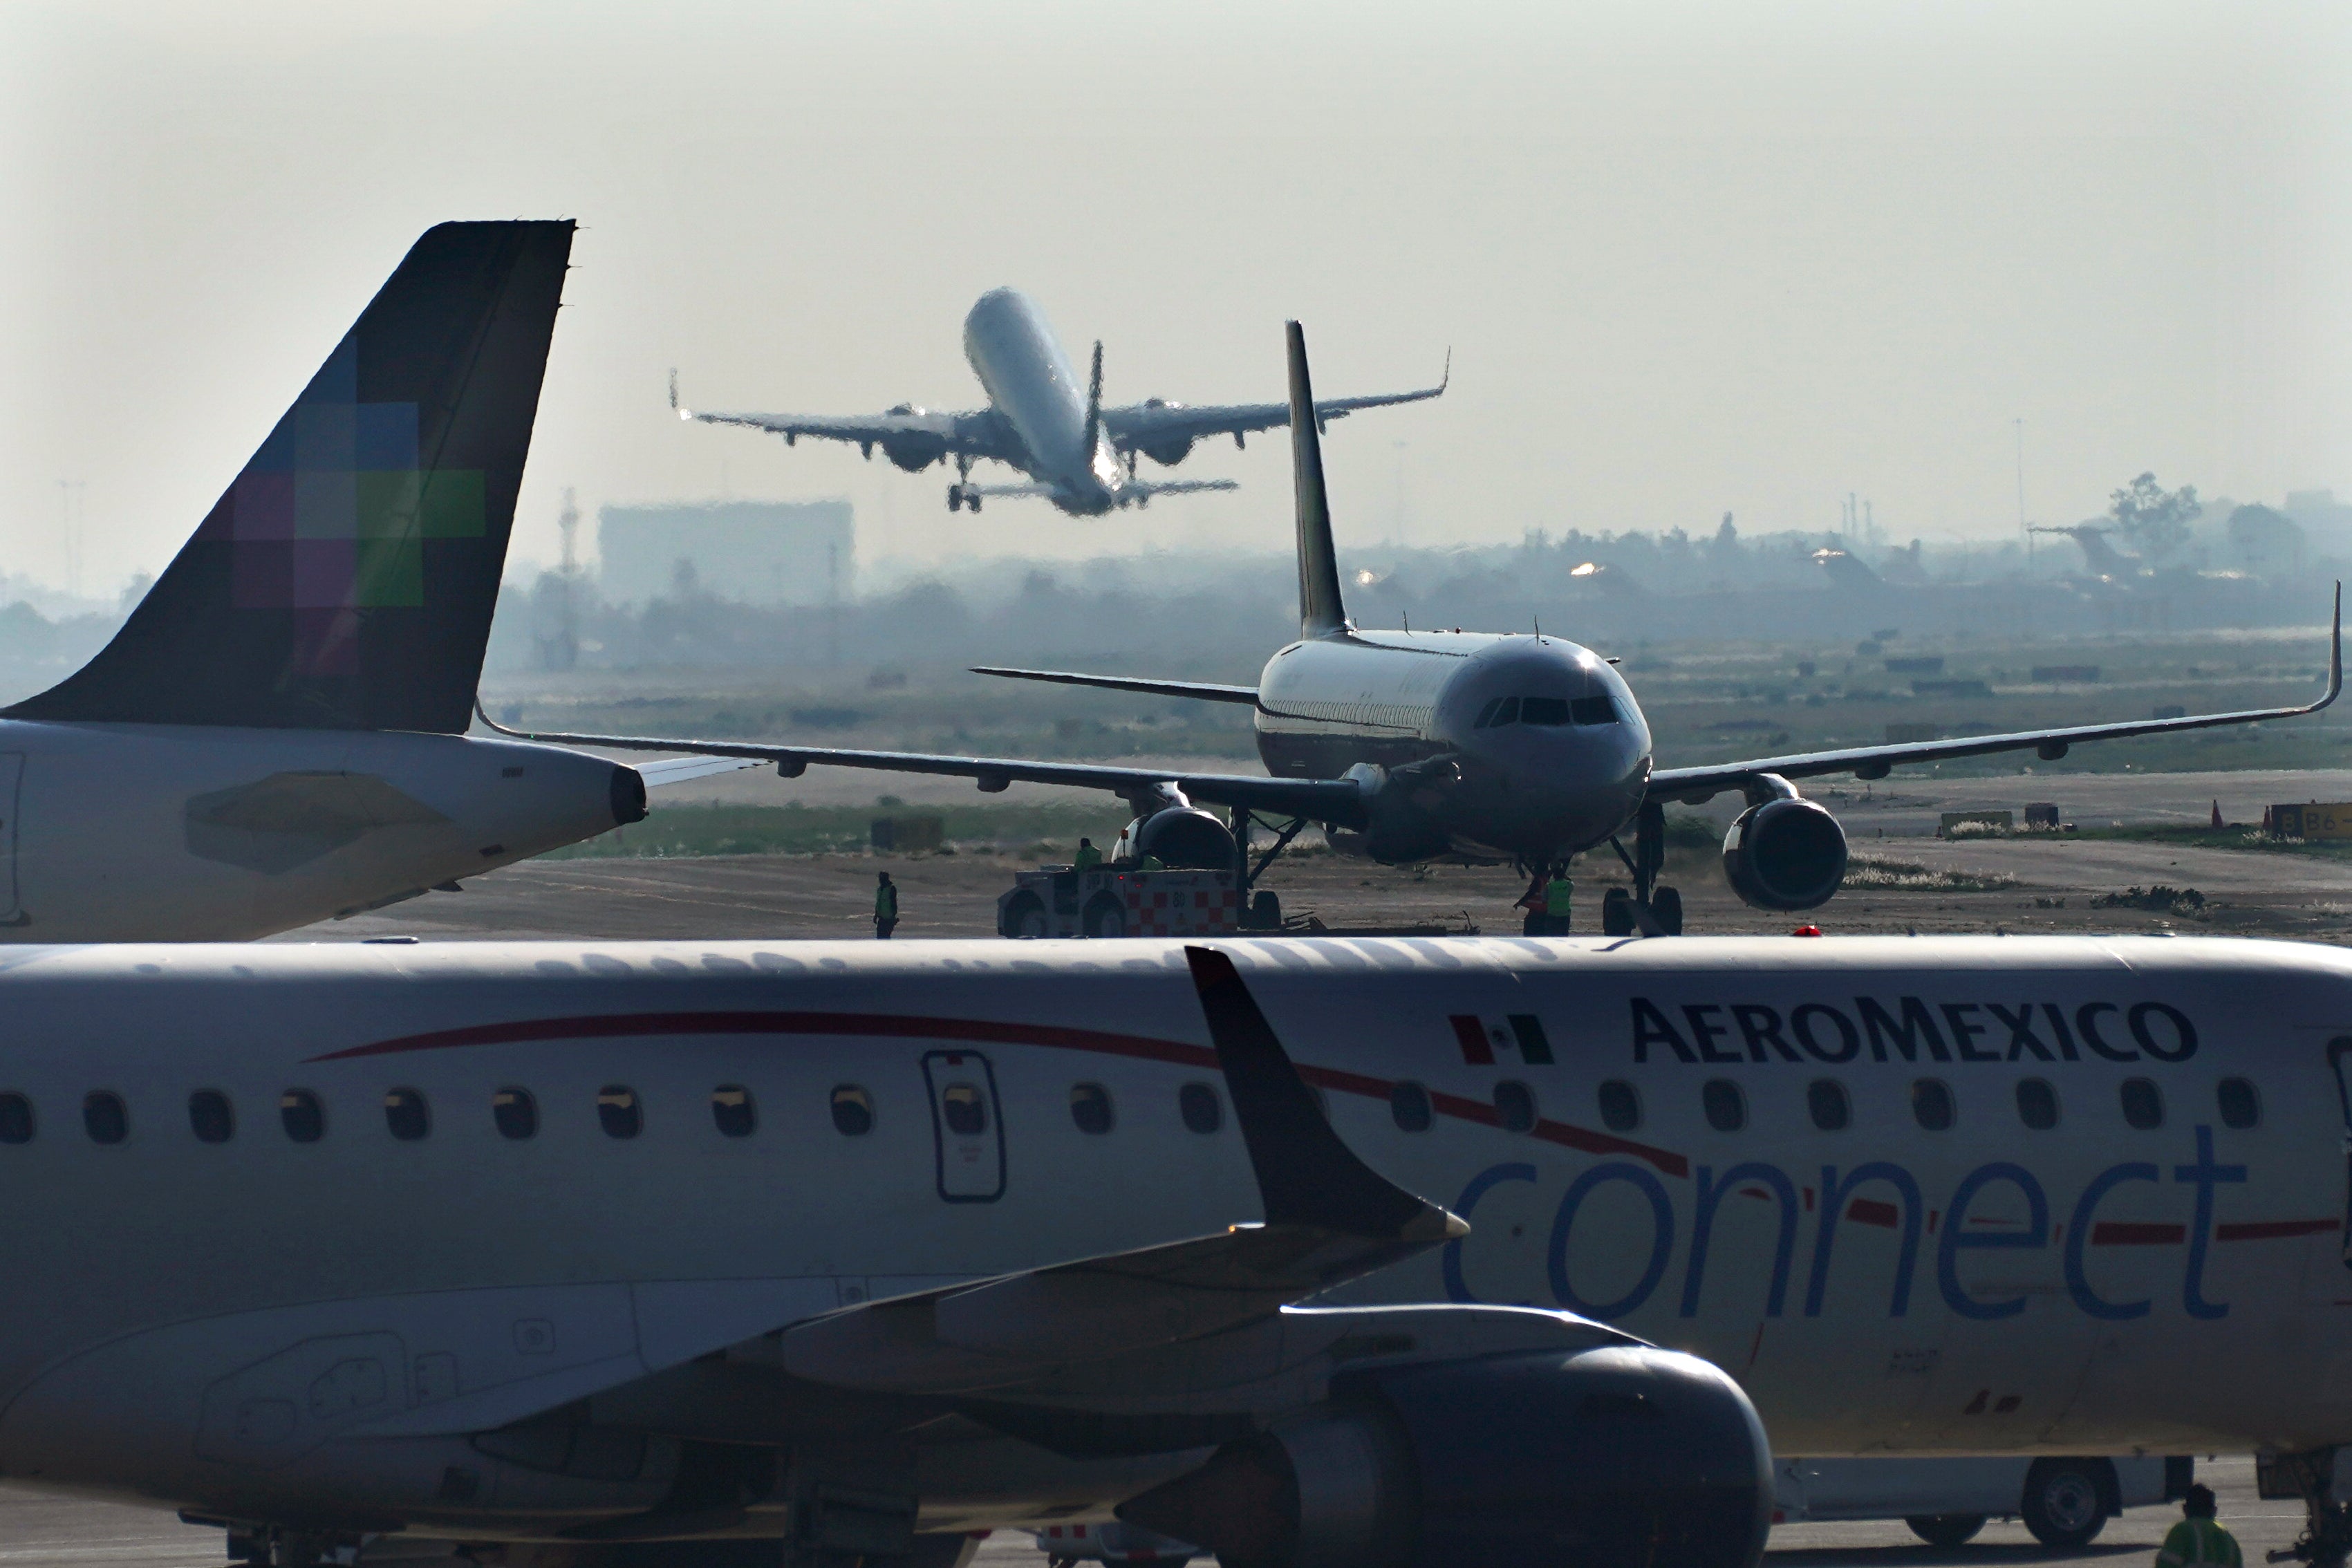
[308, 1009, 1690, 1177]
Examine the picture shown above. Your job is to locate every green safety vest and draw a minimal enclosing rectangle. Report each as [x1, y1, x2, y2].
[1544, 877, 1574, 916]
[1074, 845, 1103, 869]
[2159, 1519, 2241, 1568]
[875, 884, 898, 919]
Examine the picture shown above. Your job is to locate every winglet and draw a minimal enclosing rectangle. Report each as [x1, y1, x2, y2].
[1286, 322, 1352, 638]
[1186, 946, 1463, 1241]
[2325, 581, 2342, 710]
[669, 368, 691, 420]
[1438, 346, 1450, 395]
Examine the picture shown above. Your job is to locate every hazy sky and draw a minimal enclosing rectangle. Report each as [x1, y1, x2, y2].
[4, 1, 2348, 596]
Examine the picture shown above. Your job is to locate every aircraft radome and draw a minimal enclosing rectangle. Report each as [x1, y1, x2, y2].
[670, 288, 1446, 516]
[518, 324, 2341, 936]
[0, 933, 2346, 1568]
[0, 221, 747, 942]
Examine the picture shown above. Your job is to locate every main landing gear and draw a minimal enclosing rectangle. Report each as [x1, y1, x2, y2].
[1603, 801, 1683, 936]
[2264, 1451, 2352, 1568]
[946, 484, 984, 513]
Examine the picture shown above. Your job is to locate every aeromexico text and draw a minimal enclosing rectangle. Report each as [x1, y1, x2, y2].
[1630, 997, 2198, 1065]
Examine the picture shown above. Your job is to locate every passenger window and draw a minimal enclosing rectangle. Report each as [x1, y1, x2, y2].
[598, 1085, 643, 1139]
[1807, 1079, 1851, 1131]
[1911, 1079, 1955, 1131]
[1390, 1081, 1433, 1132]
[1069, 1083, 1115, 1135]
[2216, 1076, 2260, 1130]
[831, 1085, 875, 1137]
[1520, 697, 1571, 726]
[1179, 1082, 1223, 1134]
[1598, 1079, 1641, 1132]
[84, 1091, 129, 1146]
[2120, 1077, 2164, 1130]
[2016, 1078, 2060, 1130]
[711, 1085, 756, 1138]
[1491, 697, 1520, 727]
[189, 1090, 234, 1144]
[1571, 696, 1619, 725]
[279, 1090, 324, 1144]
[492, 1087, 537, 1140]
[941, 1083, 989, 1136]
[1702, 1079, 1746, 1132]
[1494, 1081, 1537, 1133]
[0, 1092, 32, 1145]
[384, 1088, 430, 1142]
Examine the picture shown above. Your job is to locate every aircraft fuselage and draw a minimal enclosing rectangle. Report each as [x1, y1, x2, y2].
[1253, 629, 1652, 864]
[962, 288, 1127, 515]
[0, 935, 2337, 1539]
[0, 724, 637, 941]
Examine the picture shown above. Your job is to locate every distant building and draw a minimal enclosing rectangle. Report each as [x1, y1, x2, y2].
[597, 500, 854, 606]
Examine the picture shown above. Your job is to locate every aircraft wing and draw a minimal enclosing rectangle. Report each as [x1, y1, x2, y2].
[775, 946, 1466, 1397]
[670, 373, 1009, 460]
[970, 666, 1262, 705]
[1647, 584, 2342, 805]
[1101, 354, 1447, 448]
[476, 702, 1370, 825]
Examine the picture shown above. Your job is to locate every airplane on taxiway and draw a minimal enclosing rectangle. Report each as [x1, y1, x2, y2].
[0, 221, 745, 942]
[513, 322, 2341, 935]
[669, 287, 1446, 516]
[3, 931, 2350, 1568]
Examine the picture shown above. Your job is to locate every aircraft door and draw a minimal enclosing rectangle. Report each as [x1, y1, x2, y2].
[921, 1050, 1006, 1202]
[2328, 1038, 2352, 1266]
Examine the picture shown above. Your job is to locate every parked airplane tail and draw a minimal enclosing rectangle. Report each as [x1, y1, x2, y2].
[1286, 321, 1351, 637]
[10, 221, 574, 733]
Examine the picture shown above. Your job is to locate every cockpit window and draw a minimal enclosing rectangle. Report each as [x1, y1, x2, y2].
[1571, 696, 1620, 725]
[1478, 693, 1622, 729]
[1520, 697, 1572, 726]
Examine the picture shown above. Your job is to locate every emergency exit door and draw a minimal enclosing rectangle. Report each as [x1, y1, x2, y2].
[921, 1050, 1005, 1202]
[2328, 1038, 2352, 1265]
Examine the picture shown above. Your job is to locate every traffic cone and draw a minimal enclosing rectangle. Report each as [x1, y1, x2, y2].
[2211, 799, 2224, 830]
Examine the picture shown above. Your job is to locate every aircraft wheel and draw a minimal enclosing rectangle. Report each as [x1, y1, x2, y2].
[1652, 885, 1684, 935]
[1082, 893, 1127, 938]
[2021, 1459, 2111, 1549]
[1906, 1514, 1987, 1547]
[1248, 889, 1281, 929]
[1601, 886, 1634, 936]
[969, 493, 982, 513]
[946, 485, 963, 512]
[999, 890, 1048, 939]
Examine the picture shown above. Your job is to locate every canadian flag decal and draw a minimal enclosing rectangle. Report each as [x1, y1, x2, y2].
[1450, 1014, 1554, 1065]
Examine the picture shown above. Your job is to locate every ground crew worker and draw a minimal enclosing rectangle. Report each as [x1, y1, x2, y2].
[1073, 837, 1102, 870]
[1136, 852, 1165, 872]
[2158, 1485, 2239, 1568]
[872, 872, 899, 940]
[1543, 866, 1574, 933]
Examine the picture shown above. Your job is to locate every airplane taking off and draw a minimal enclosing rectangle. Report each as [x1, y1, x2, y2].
[518, 323, 2341, 934]
[670, 287, 1446, 516]
[2, 932, 2351, 1568]
[0, 221, 741, 942]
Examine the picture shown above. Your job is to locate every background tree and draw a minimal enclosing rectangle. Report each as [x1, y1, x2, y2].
[2107, 472, 2201, 562]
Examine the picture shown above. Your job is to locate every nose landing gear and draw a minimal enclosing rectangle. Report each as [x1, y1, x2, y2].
[1603, 801, 1683, 935]
[2264, 1451, 2352, 1568]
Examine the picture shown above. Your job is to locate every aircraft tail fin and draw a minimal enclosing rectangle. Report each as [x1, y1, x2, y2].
[1081, 340, 1105, 465]
[10, 221, 574, 733]
[1287, 321, 1350, 638]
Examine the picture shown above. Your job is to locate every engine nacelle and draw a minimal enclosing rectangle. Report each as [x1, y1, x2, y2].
[1721, 796, 1847, 911]
[1138, 434, 1195, 467]
[881, 433, 950, 472]
[1114, 806, 1238, 869]
[1123, 1345, 1769, 1568]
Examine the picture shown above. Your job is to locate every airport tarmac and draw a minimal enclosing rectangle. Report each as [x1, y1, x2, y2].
[0, 1455, 2293, 1565]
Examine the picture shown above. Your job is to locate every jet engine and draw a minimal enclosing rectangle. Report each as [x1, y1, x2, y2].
[881, 433, 950, 472]
[1137, 434, 1195, 467]
[1116, 806, 1238, 868]
[1121, 1345, 1769, 1568]
[1721, 796, 1847, 911]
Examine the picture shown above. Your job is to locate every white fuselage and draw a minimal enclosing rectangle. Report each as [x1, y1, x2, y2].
[0, 934, 2340, 1536]
[0, 722, 634, 941]
[962, 288, 1124, 514]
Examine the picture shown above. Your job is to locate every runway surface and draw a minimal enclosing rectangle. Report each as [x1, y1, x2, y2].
[0, 1456, 2290, 1565]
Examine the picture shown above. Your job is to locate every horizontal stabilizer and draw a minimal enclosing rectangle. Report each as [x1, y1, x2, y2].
[970, 666, 1260, 705]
